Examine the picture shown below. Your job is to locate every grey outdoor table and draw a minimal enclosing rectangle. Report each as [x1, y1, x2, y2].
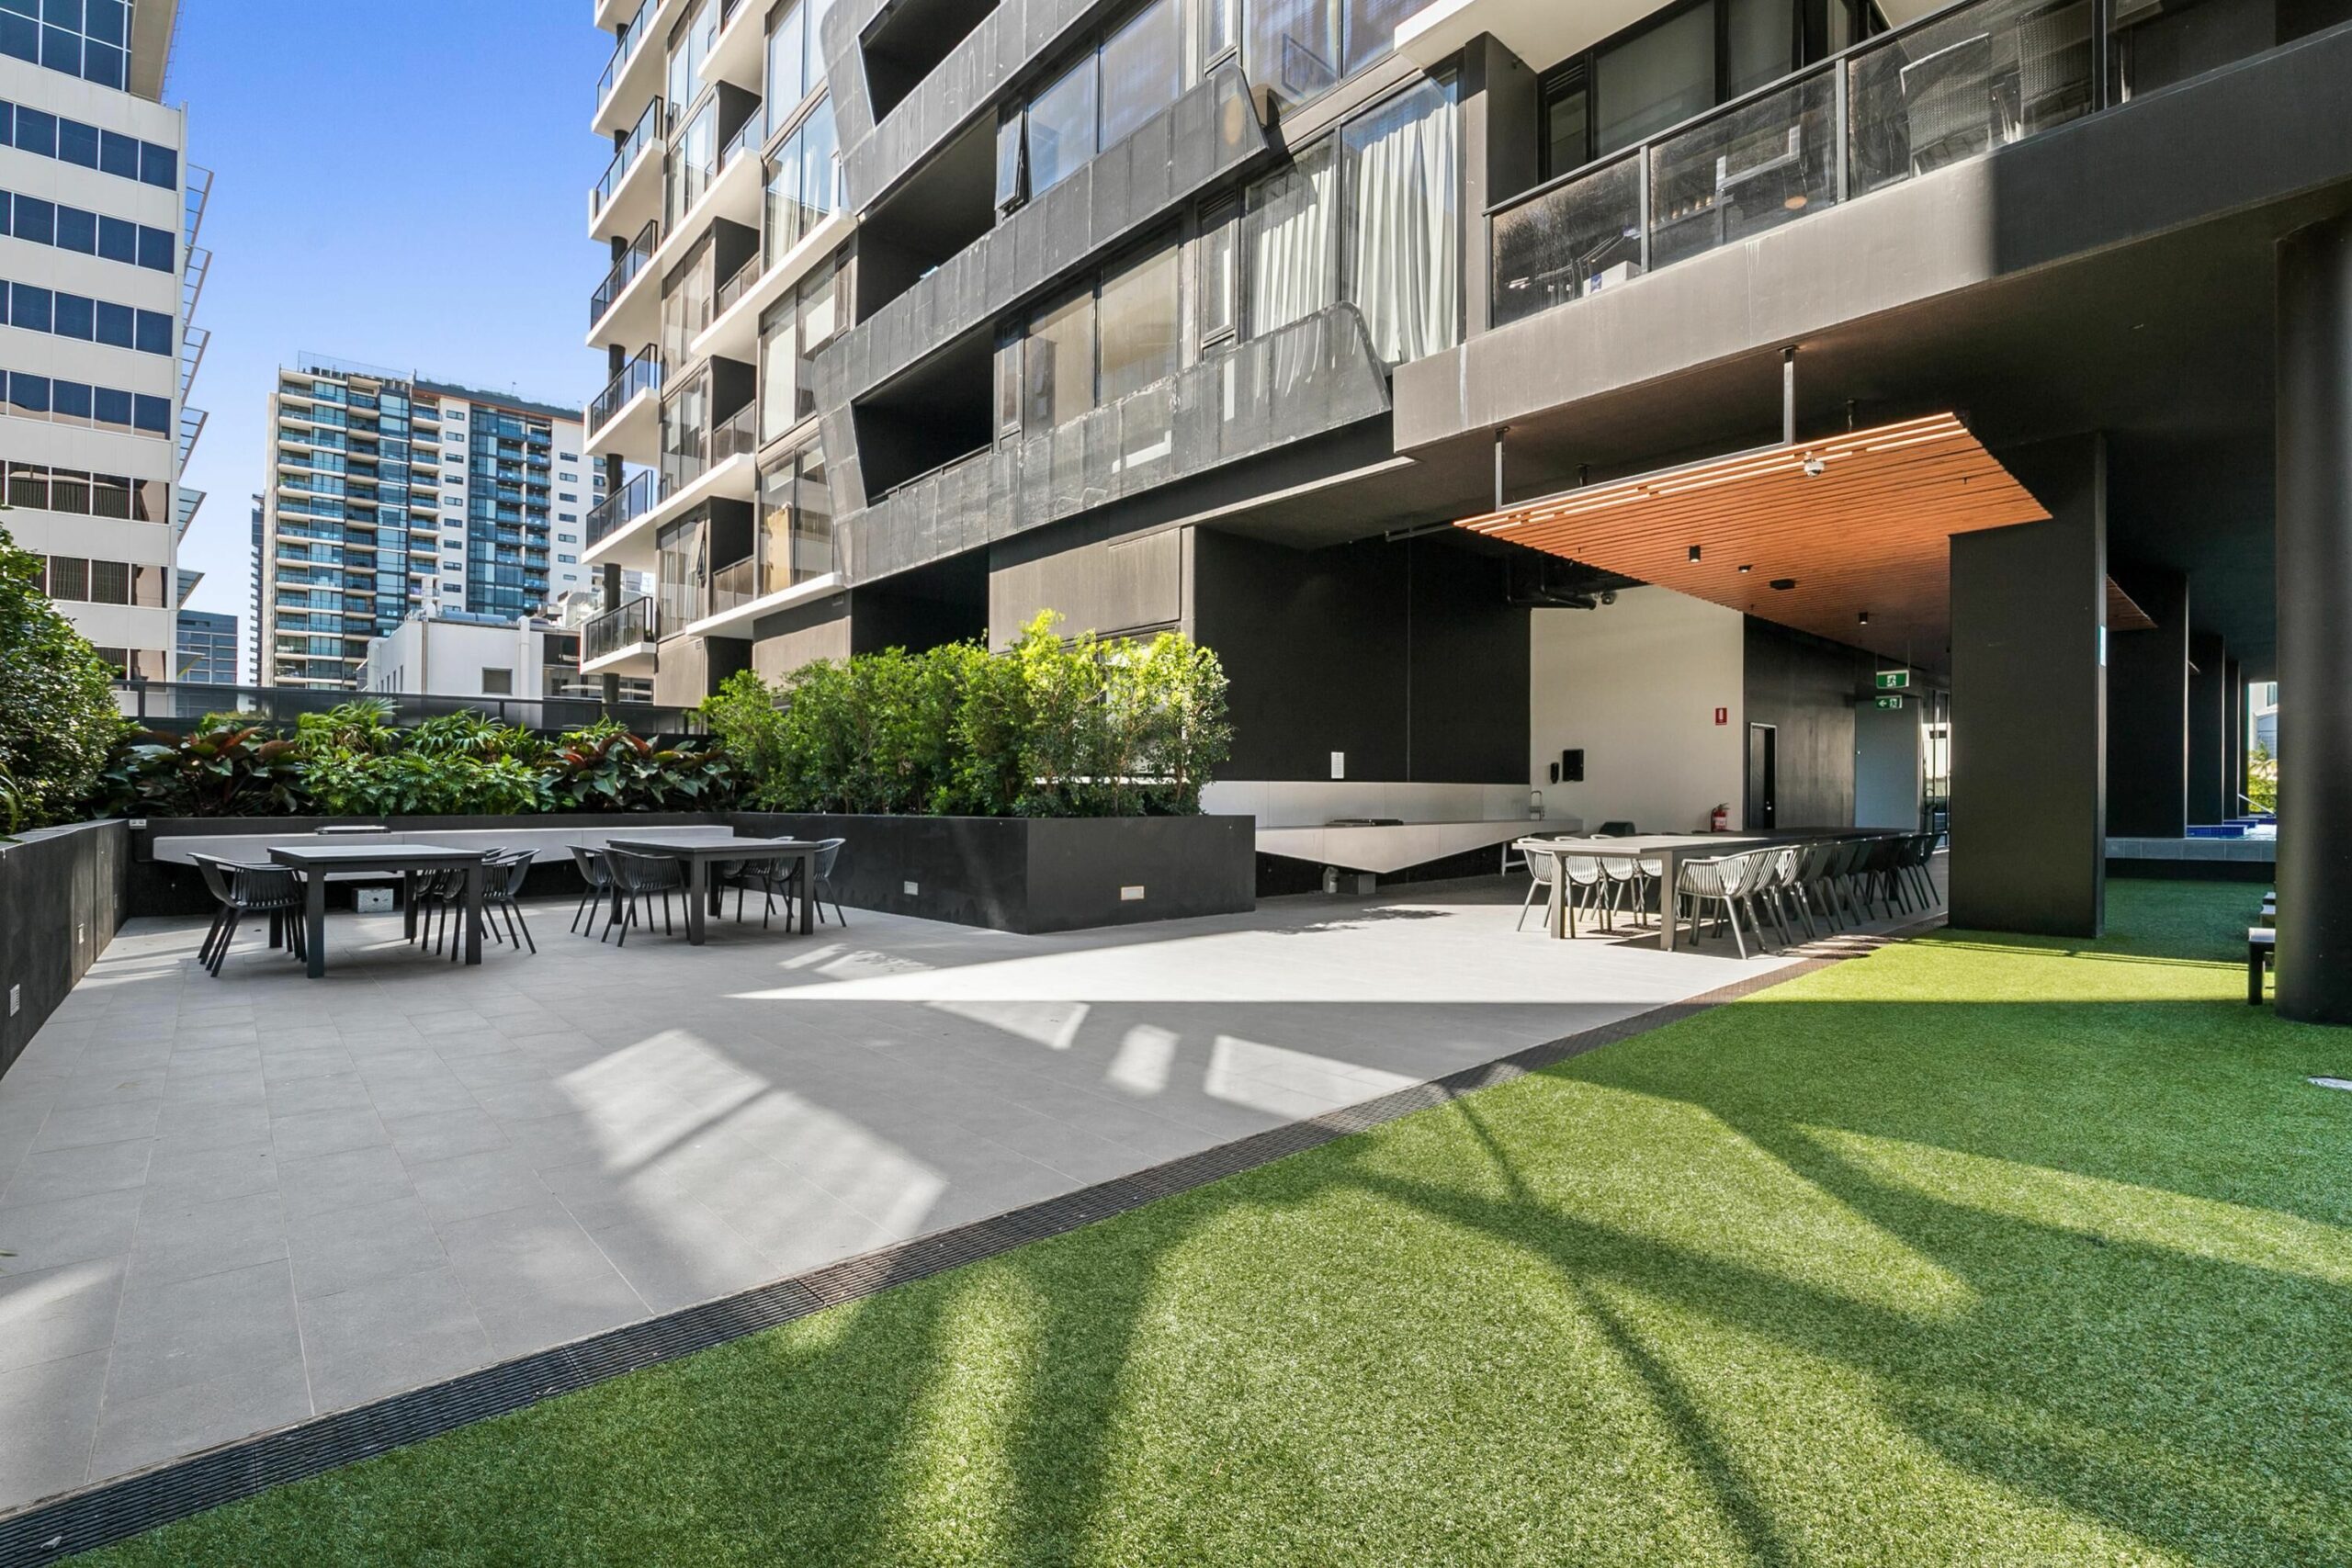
[266, 841, 495, 978]
[605, 836, 819, 943]
[1515, 834, 1767, 950]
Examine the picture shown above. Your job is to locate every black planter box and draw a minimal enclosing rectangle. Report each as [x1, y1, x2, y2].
[120, 811, 1255, 935]
[729, 813, 1256, 933]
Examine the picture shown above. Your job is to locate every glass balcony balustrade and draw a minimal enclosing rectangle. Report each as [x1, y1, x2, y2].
[586, 468, 659, 547]
[593, 97, 663, 219]
[1490, 0, 2245, 330]
[583, 595, 657, 660]
[588, 346, 661, 434]
[590, 219, 660, 328]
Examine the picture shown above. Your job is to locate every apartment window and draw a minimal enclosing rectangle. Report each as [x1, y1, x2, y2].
[1246, 0, 1437, 113]
[1239, 76, 1459, 363]
[3, 369, 171, 435]
[1203, 0, 1238, 62]
[1027, 56, 1096, 198]
[44, 555, 87, 598]
[762, 98, 840, 262]
[754, 438, 833, 591]
[1100, 0, 1181, 149]
[1023, 288, 1096, 432]
[1542, 65, 1592, 178]
[1098, 242, 1181, 402]
[481, 667, 514, 695]
[0, 0, 130, 92]
[667, 0, 720, 118]
[560, 471, 578, 481]
[1596, 4, 1714, 152]
[757, 252, 845, 441]
[655, 510, 707, 632]
[558, 553, 578, 563]
[560, 450, 578, 460]
[1198, 197, 1240, 346]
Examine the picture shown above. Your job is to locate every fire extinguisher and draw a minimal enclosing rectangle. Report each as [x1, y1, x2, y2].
[1710, 804, 1730, 833]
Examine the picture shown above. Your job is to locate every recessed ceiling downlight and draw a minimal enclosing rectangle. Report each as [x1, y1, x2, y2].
[1769, 578, 1797, 592]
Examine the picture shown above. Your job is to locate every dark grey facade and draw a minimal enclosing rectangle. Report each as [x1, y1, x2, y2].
[583, 0, 2352, 1011]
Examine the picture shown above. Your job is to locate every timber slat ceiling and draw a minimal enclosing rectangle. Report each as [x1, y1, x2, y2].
[1455, 413, 2050, 662]
[2107, 578, 2158, 633]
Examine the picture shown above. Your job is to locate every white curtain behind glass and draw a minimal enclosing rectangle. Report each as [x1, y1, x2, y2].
[1247, 141, 1335, 337]
[1344, 79, 1459, 364]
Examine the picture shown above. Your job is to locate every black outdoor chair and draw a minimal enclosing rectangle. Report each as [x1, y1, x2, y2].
[474, 850, 537, 958]
[189, 853, 306, 976]
[728, 838, 849, 929]
[601, 849, 683, 946]
[569, 845, 613, 934]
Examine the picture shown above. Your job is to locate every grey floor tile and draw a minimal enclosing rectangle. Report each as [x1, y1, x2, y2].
[142, 1134, 278, 1201]
[382, 1109, 509, 1166]
[288, 1193, 450, 1298]
[107, 1258, 302, 1404]
[264, 1071, 377, 1118]
[128, 1188, 289, 1287]
[48, 1073, 167, 1112]
[88, 1357, 311, 1488]
[274, 1144, 416, 1221]
[270, 1108, 390, 1162]
[365, 1076, 483, 1122]
[0, 1348, 108, 1509]
[436, 1201, 648, 1356]
[298, 1267, 493, 1414]
[584, 1204, 779, 1314]
[151, 1098, 275, 1155]
[30, 1100, 164, 1153]
[1, 1138, 153, 1209]
[0, 1256, 126, 1374]
[0, 1188, 142, 1272]
[405, 1147, 550, 1224]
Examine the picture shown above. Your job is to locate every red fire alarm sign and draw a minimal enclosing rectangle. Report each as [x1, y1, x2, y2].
[1713, 706, 1728, 726]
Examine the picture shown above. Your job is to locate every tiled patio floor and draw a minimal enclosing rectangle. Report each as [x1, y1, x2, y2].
[0, 874, 1882, 1513]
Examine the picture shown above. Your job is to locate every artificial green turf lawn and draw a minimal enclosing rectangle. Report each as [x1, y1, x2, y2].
[80, 880, 2352, 1567]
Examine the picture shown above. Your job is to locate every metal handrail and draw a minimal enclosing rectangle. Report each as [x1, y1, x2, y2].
[587, 346, 661, 435]
[590, 219, 660, 328]
[594, 0, 650, 118]
[1487, 0, 2133, 327]
[583, 595, 656, 660]
[592, 97, 663, 219]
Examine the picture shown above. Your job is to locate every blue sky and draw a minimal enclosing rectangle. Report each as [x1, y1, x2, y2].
[169, 1, 611, 671]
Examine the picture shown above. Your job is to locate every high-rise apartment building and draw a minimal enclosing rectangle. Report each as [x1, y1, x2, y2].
[255, 357, 601, 689]
[580, 0, 847, 704]
[4, 0, 203, 680]
[584, 0, 2352, 1014]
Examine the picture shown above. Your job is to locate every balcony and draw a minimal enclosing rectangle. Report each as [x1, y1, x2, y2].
[593, 0, 659, 135]
[581, 595, 659, 674]
[838, 304, 1392, 584]
[588, 219, 660, 337]
[585, 346, 662, 457]
[823, 65, 1265, 410]
[660, 401, 759, 499]
[590, 97, 664, 242]
[1487, 0, 2274, 332]
[691, 207, 854, 366]
[587, 470, 658, 549]
[681, 525, 839, 639]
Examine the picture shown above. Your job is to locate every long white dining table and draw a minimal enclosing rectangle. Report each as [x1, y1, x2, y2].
[1514, 834, 1769, 950]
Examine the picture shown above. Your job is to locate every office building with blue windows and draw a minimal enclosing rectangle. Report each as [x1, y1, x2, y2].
[256, 358, 599, 689]
[2, 0, 203, 680]
[174, 604, 232, 682]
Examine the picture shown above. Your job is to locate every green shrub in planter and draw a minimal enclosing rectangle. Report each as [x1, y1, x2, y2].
[0, 525, 123, 829]
[702, 612, 1229, 818]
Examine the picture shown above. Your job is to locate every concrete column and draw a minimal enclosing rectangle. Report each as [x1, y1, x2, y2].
[1950, 434, 2107, 937]
[2186, 631, 2228, 826]
[2275, 215, 2352, 1023]
[2104, 567, 2187, 838]
[599, 561, 622, 706]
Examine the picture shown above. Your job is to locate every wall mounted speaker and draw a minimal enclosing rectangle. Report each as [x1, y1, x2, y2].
[1561, 749, 1585, 783]
[1548, 762, 1560, 784]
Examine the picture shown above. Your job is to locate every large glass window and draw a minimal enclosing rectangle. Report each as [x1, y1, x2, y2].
[754, 441, 833, 591]
[758, 297, 797, 442]
[1026, 56, 1097, 196]
[1727, 0, 1796, 95]
[1098, 243, 1181, 403]
[1250, 0, 1341, 110]
[795, 261, 838, 423]
[1198, 198, 1239, 345]
[1100, 0, 1181, 149]
[1246, 140, 1336, 337]
[1595, 3, 1716, 153]
[1542, 66, 1590, 178]
[1023, 289, 1096, 432]
[655, 511, 707, 633]
[763, 98, 840, 260]
[764, 0, 808, 116]
[667, 0, 719, 117]
[1340, 75, 1460, 363]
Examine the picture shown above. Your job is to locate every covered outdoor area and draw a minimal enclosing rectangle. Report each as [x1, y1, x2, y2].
[0, 874, 1938, 1517]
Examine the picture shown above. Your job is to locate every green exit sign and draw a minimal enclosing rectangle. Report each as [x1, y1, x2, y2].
[1874, 669, 1912, 691]
[1874, 694, 1905, 710]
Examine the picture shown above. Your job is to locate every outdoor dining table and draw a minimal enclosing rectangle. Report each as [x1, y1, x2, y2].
[266, 841, 496, 978]
[1515, 834, 1769, 951]
[604, 836, 820, 943]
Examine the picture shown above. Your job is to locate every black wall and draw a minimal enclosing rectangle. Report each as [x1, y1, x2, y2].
[2106, 566, 2189, 837]
[1191, 529, 1529, 783]
[2188, 630, 2229, 825]
[0, 820, 127, 1081]
[1742, 617, 1873, 829]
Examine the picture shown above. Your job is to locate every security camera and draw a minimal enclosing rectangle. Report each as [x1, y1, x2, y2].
[1600, 590, 1616, 605]
[1802, 457, 1826, 478]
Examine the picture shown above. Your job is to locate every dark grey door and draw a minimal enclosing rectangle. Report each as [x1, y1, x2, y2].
[1747, 723, 1778, 829]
